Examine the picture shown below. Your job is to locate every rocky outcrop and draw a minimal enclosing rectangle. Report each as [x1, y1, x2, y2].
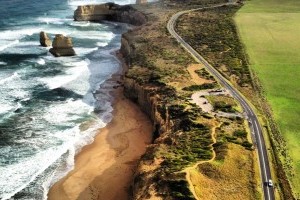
[120, 32, 134, 62]
[124, 79, 172, 133]
[49, 34, 76, 57]
[40, 31, 52, 47]
[74, 3, 147, 26]
[136, 0, 147, 4]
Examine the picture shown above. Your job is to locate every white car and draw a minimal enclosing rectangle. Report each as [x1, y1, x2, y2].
[268, 179, 273, 187]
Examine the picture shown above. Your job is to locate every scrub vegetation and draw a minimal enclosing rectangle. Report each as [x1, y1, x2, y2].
[125, 0, 260, 199]
[176, 4, 252, 87]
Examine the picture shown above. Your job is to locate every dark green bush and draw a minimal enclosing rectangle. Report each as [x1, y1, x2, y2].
[182, 83, 217, 91]
[233, 129, 247, 138]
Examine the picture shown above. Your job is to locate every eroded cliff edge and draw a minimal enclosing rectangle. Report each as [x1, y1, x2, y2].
[74, 2, 146, 26]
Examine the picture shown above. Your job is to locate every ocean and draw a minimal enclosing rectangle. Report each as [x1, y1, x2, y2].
[0, 0, 135, 199]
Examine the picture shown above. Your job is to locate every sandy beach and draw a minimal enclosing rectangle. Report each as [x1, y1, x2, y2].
[48, 84, 152, 200]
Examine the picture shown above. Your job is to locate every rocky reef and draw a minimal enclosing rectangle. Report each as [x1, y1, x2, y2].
[49, 34, 76, 57]
[39, 31, 52, 47]
[74, 3, 147, 26]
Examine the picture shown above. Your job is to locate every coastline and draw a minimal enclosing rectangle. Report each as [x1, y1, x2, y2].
[47, 54, 152, 200]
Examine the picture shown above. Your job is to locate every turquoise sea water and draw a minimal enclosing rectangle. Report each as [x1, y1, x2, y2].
[0, 0, 134, 199]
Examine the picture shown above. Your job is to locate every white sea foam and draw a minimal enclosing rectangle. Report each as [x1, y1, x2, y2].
[74, 47, 98, 55]
[0, 40, 41, 54]
[71, 31, 115, 40]
[69, 21, 91, 27]
[0, 145, 72, 200]
[0, 61, 7, 65]
[37, 58, 46, 65]
[0, 125, 109, 200]
[40, 114, 111, 198]
[0, 72, 20, 85]
[44, 29, 69, 36]
[0, 40, 19, 52]
[0, 104, 15, 115]
[0, 71, 31, 100]
[96, 42, 108, 47]
[39, 59, 90, 90]
[43, 99, 94, 124]
[0, 28, 42, 40]
[42, 28, 114, 48]
[14, 41, 40, 47]
[45, 117, 109, 191]
[37, 17, 72, 25]
[45, 146, 76, 197]
[70, 21, 108, 29]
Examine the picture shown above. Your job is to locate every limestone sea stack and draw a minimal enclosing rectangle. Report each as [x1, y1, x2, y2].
[136, 0, 147, 4]
[39, 31, 52, 47]
[49, 34, 76, 57]
[74, 3, 147, 26]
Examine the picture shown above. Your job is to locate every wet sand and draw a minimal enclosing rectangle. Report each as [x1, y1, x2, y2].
[48, 87, 152, 200]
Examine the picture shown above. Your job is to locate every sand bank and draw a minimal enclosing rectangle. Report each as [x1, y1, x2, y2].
[48, 86, 152, 200]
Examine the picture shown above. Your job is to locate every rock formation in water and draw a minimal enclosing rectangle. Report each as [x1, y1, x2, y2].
[74, 3, 147, 26]
[40, 31, 52, 47]
[49, 34, 76, 57]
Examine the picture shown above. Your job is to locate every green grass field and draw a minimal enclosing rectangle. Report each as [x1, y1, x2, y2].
[235, 0, 300, 196]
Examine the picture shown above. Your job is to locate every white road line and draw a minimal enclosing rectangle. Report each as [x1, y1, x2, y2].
[254, 120, 267, 180]
[254, 120, 271, 200]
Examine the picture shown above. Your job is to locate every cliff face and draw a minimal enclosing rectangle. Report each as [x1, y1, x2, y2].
[123, 77, 174, 200]
[121, 32, 196, 199]
[121, 33, 170, 133]
[136, 0, 148, 4]
[74, 3, 147, 26]
[124, 78, 173, 134]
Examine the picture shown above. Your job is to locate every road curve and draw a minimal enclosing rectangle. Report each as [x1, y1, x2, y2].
[167, 3, 275, 200]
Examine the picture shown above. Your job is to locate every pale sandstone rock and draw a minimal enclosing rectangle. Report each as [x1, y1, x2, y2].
[136, 0, 147, 4]
[74, 4, 113, 21]
[74, 3, 147, 26]
[39, 31, 52, 47]
[49, 34, 75, 57]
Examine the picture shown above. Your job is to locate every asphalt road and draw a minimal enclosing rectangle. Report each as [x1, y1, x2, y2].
[167, 3, 275, 200]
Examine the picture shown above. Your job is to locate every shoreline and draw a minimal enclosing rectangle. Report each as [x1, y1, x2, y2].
[47, 53, 152, 200]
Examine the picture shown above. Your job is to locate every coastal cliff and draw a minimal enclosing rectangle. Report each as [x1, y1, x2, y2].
[74, 3, 147, 26]
[70, 1, 261, 199]
[120, 23, 215, 199]
[117, 1, 261, 199]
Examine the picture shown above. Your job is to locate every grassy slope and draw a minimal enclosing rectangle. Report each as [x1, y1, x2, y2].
[235, 0, 300, 195]
[191, 144, 258, 200]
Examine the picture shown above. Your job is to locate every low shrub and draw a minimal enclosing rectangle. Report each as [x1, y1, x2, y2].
[233, 129, 247, 138]
[182, 83, 217, 91]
